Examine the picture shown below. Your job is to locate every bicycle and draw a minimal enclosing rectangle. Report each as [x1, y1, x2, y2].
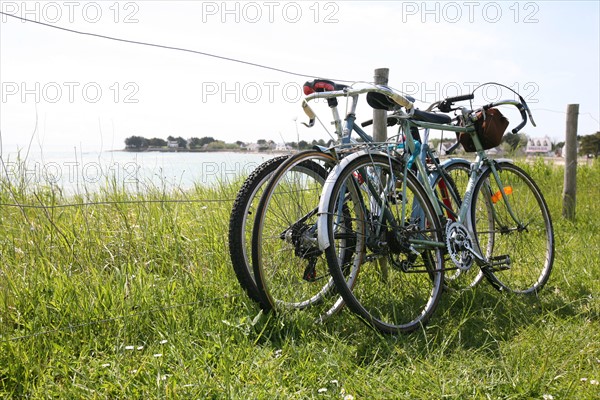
[314, 84, 554, 334]
[228, 80, 353, 309]
[248, 81, 477, 319]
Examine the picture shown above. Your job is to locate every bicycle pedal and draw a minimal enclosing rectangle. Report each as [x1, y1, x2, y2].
[488, 255, 511, 271]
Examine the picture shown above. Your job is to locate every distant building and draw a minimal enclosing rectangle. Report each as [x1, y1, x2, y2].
[526, 136, 552, 154]
[244, 143, 260, 152]
[167, 140, 179, 149]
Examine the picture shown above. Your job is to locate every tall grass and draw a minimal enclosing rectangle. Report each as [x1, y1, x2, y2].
[1, 158, 599, 399]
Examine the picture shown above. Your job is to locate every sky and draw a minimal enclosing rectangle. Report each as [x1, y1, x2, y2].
[0, 0, 599, 153]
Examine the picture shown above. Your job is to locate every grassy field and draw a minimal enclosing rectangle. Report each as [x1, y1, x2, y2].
[1, 159, 599, 399]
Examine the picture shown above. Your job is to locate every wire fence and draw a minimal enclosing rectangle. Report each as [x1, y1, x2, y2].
[0, 166, 242, 343]
[0, 197, 236, 210]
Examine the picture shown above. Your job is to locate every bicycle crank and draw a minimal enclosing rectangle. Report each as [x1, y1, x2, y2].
[445, 222, 476, 271]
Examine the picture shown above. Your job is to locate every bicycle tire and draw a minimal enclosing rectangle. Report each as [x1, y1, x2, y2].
[471, 162, 554, 294]
[228, 155, 290, 304]
[252, 150, 353, 320]
[324, 153, 445, 334]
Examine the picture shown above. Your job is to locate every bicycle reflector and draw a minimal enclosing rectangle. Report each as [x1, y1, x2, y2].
[491, 186, 513, 203]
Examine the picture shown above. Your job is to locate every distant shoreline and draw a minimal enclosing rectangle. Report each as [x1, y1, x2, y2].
[120, 147, 294, 155]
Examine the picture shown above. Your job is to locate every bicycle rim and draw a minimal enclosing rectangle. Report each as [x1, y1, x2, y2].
[253, 151, 350, 319]
[472, 162, 554, 294]
[325, 153, 444, 334]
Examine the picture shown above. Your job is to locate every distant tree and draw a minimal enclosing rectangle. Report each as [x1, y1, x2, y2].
[502, 133, 527, 153]
[286, 142, 298, 149]
[205, 140, 227, 150]
[579, 132, 600, 157]
[188, 137, 203, 149]
[257, 139, 267, 145]
[298, 140, 309, 150]
[147, 137, 167, 147]
[125, 135, 148, 149]
[235, 141, 245, 147]
[197, 137, 216, 147]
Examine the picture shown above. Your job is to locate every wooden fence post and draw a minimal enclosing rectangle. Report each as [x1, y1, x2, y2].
[373, 68, 389, 279]
[562, 104, 579, 220]
[373, 68, 389, 143]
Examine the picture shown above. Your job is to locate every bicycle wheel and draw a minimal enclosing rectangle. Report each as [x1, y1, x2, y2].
[432, 160, 486, 289]
[228, 155, 290, 304]
[471, 162, 554, 294]
[324, 153, 445, 334]
[252, 151, 350, 320]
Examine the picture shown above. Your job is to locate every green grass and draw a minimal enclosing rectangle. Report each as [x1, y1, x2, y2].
[1, 159, 599, 399]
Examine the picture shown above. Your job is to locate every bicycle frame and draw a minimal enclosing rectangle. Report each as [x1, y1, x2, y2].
[314, 88, 527, 270]
[407, 116, 524, 257]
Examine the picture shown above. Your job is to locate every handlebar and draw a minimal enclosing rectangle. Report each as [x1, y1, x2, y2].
[511, 103, 528, 134]
[301, 79, 535, 138]
[437, 94, 475, 112]
[480, 98, 534, 134]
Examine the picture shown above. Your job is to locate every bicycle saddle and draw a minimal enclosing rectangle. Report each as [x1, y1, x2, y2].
[367, 91, 413, 111]
[367, 92, 451, 124]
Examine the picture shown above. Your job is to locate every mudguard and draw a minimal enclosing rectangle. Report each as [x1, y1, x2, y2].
[316, 149, 390, 250]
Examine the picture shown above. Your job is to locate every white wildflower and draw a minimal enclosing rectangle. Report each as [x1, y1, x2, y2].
[274, 349, 283, 358]
[125, 345, 135, 350]
[137, 346, 144, 350]
[317, 388, 327, 394]
[160, 339, 168, 345]
[330, 379, 339, 386]
[591, 379, 599, 385]
[101, 363, 110, 368]
[153, 353, 163, 358]
[543, 395, 554, 400]
[343, 395, 355, 400]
